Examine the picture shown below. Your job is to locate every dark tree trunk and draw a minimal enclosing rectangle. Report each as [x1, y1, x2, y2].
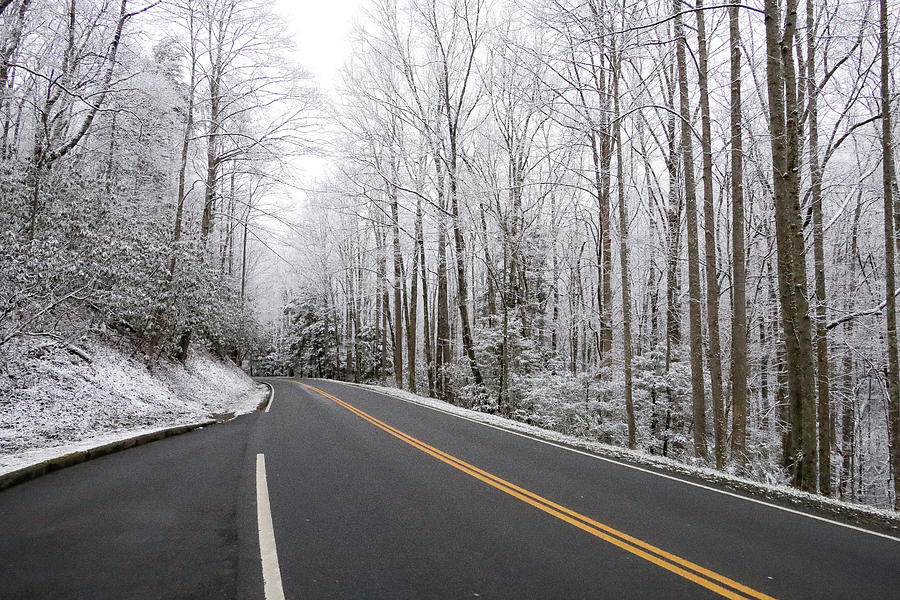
[695, 0, 724, 469]
[878, 0, 900, 510]
[764, 0, 818, 492]
[728, 2, 749, 469]
[674, 0, 707, 461]
[806, 0, 831, 496]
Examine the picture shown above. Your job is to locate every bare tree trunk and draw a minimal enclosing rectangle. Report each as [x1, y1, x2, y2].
[345, 257, 355, 381]
[390, 181, 404, 389]
[728, 2, 749, 469]
[551, 193, 560, 353]
[840, 193, 862, 499]
[171, 39, 195, 275]
[435, 156, 451, 400]
[449, 149, 483, 387]
[765, 0, 818, 492]
[878, 0, 900, 510]
[418, 196, 435, 397]
[355, 239, 364, 381]
[507, 155, 527, 338]
[674, 0, 707, 460]
[241, 186, 252, 300]
[663, 60, 682, 369]
[600, 161, 613, 369]
[613, 55, 636, 449]
[220, 168, 235, 273]
[806, 0, 831, 496]
[479, 201, 497, 326]
[201, 60, 221, 250]
[587, 129, 614, 370]
[375, 221, 389, 381]
[406, 197, 421, 395]
[695, 0, 724, 469]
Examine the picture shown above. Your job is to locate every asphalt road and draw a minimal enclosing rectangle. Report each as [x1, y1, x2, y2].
[1, 378, 898, 599]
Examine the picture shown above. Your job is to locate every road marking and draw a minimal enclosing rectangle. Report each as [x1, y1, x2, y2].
[333, 380, 900, 543]
[256, 454, 286, 600]
[298, 382, 777, 600]
[264, 383, 275, 413]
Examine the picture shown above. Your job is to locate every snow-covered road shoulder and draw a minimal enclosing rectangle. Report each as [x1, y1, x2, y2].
[0, 336, 267, 477]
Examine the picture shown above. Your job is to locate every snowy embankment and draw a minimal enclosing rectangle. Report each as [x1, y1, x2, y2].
[0, 337, 267, 476]
[349, 382, 900, 536]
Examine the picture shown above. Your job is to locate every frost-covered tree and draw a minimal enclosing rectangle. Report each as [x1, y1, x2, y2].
[275, 0, 900, 510]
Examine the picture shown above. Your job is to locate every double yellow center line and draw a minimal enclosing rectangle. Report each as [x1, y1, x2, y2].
[297, 382, 777, 600]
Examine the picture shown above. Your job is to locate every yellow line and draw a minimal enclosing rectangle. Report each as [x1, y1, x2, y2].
[296, 382, 778, 600]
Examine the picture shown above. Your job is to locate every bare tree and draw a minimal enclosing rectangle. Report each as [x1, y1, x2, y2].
[728, 1, 748, 469]
[878, 0, 900, 509]
[764, 0, 818, 492]
[673, 0, 707, 461]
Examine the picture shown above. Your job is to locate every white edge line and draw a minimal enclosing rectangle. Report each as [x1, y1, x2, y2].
[256, 454, 286, 600]
[264, 383, 274, 413]
[329, 380, 900, 543]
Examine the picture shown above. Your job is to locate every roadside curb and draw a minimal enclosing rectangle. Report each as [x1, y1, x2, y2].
[258, 381, 274, 411]
[0, 382, 275, 492]
[0, 420, 215, 492]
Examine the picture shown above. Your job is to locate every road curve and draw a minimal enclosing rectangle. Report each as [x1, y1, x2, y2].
[0, 377, 897, 599]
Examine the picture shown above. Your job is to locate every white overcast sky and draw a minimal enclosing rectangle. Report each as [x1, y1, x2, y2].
[274, 0, 364, 91]
[271, 0, 366, 182]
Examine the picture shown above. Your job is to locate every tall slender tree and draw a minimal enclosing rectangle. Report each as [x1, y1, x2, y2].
[695, 0, 725, 468]
[728, 1, 749, 468]
[674, 0, 707, 460]
[878, 0, 900, 510]
[764, 0, 818, 492]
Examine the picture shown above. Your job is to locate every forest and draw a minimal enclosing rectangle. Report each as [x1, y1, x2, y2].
[1, 0, 899, 510]
[266, 0, 900, 511]
[0, 2, 314, 373]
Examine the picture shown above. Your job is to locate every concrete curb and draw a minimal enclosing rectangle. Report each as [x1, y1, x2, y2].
[0, 421, 215, 492]
[259, 382, 274, 412]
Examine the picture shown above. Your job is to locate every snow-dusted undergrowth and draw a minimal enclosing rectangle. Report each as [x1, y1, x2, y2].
[347, 381, 900, 530]
[0, 336, 266, 475]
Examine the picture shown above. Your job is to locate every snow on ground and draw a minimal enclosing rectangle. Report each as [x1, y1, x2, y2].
[348, 382, 900, 528]
[0, 336, 267, 475]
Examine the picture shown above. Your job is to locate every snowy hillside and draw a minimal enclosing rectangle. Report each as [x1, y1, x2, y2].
[0, 336, 266, 474]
